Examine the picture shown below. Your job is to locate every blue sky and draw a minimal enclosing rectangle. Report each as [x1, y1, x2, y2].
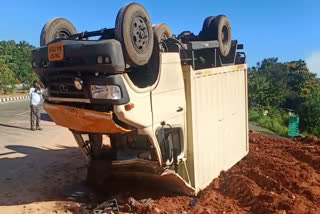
[0, 0, 319, 73]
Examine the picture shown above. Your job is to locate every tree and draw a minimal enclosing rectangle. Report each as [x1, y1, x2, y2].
[248, 58, 320, 136]
[284, 60, 320, 109]
[0, 58, 17, 93]
[0, 40, 35, 83]
[298, 96, 320, 136]
[248, 58, 289, 107]
[25, 71, 39, 88]
[248, 69, 270, 107]
[16, 41, 35, 82]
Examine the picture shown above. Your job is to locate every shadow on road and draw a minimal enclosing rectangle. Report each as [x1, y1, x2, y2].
[0, 123, 30, 131]
[0, 114, 52, 131]
[0, 151, 17, 156]
[0, 145, 86, 206]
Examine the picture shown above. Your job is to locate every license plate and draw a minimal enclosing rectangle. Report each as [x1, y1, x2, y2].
[48, 42, 64, 61]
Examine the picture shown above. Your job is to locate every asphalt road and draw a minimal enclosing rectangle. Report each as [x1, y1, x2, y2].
[0, 99, 78, 150]
[0, 100, 48, 147]
[0, 100, 86, 213]
[0, 100, 32, 146]
[0, 100, 30, 127]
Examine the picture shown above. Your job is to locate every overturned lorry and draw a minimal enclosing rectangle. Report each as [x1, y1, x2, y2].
[32, 3, 248, 195]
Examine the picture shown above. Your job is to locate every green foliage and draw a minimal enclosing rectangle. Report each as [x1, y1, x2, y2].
[249, 107, 289, 136]
[297, 96, 320, 136]
[25, 71, 39, 88]
[0, 40, 36, 93]
[248, 58, 290, 107]
[249, 58, 320, 137]
[248, 107, 263, 121]
[0, 58, 17, 93]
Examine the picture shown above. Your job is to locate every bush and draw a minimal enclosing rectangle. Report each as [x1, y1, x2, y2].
[248, 108, 262, 121]
[298, 96, 320, 137]
[0, 58, 17, 94]
[249, 107, 289, 136]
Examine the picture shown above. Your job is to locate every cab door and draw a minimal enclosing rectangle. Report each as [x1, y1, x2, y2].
[151, 53, 186, 165]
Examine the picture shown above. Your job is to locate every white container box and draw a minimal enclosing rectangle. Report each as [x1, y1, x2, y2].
[183, 63, 249, 193]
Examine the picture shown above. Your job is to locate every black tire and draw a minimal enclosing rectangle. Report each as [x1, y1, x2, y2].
[202, 16, 216, 31]
[177, 31, 197, 43]
[147, 23, 171, 84]
[40, 17, 77, 46]
[115, 3, 154, 66]
[199, 15, 232, 56]
[153, 23, 172, 52]
[127, 23, 171, 88]
[198, 16, 216, 40]
[211, 15, 232, 56]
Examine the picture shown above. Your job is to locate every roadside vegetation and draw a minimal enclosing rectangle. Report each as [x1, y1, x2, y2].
[248, 58, 320, 137]
[0, 40, 37, 94]
[249, 107, 290, 136]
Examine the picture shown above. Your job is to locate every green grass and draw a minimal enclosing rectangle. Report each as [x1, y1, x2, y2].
[249, 107, 290, 137]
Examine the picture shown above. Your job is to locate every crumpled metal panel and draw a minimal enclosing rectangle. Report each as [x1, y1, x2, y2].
[44, 102, 131, 133]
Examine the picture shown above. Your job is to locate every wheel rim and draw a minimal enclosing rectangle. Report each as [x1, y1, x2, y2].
[159, 32, 169, 51]
[131, 16, 149, 53]
[221, 25, 229, 46]
[160, 32, 169, 41]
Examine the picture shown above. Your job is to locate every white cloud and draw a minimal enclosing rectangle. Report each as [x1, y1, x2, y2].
[306, 51, 320, 77]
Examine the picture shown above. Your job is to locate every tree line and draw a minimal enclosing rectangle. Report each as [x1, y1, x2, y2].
[0, 40, 37, 93]
[248, 58, 320, 136]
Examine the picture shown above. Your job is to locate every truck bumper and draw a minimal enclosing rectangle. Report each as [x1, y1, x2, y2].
[44, 102, 131, 133]
[32, 39, 126, 75]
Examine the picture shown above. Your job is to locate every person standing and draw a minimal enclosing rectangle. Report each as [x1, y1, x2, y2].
[29, 80, 43, 131]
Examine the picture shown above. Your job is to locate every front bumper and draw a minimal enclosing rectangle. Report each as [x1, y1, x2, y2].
[44, 102, 131, 133]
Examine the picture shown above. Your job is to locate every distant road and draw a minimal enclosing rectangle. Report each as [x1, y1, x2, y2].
[0, 100, 30, 124]
[0, 100, 32, 145]
[0, 100, 72, 148]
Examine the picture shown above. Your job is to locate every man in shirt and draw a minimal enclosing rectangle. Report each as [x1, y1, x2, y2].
[29, 80, 43, 131]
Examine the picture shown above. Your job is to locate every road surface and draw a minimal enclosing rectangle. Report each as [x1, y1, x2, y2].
[0, 100, 63, 148]
[0, 100, 86, 214]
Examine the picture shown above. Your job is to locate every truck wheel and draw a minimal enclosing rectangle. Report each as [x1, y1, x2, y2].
[146, 23, 172, 85]
[177, 31, 197, 43]
[151, 23, 172, 70]
[153, 23, 172, 52]
[199, 15, 232, 56]
[198, 16, 216, 40]
[202, 16, 216, 31]
[214, 15, 232, 56]
[115, 3, 154, 66]
[126, 23, 171, 88]
[40, 17, 77, 46]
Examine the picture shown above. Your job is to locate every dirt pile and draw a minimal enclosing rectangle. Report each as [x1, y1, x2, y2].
[112, 133, 320, 214]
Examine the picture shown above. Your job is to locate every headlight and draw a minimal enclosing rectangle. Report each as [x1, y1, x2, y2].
[74, 78, 83, 90]
[90, 85, 121, 100]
